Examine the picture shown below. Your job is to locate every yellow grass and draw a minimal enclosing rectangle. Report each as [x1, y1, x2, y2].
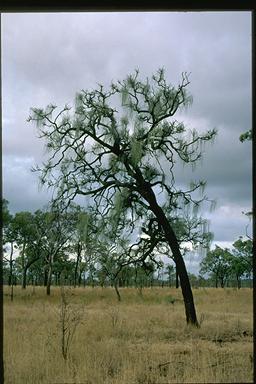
[4, 286, 253, 383]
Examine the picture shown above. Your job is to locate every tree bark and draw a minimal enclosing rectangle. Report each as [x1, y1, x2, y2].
[74, 242, 82, 287]
[78, 270, 82, 287]
[46, 264, 52, 295]
[8, 242, 14, 286]
[175, 267, 179, 289]
[114, 280, 121, 302]
[44, 268, 48, 286]
[140, 182, 199, 326]
[21, 242, 26, 289]
[22, 256, 40, 289]
[22, 268, 27, 290]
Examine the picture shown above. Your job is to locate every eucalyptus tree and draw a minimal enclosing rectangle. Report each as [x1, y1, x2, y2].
[199, 246, 233, 288]
[165, 264, 175, 287]
[95, 234, 157, 300]
[2, 199, 15, 287]
[231, 238, 253, 287]
[11, 211, 36, 288]
[20, 209, 53, 289]
[2, 199, 12, 239]
[73, 210, 89, 287]
[29, 69, 217, 325]
[41, 206, 77, 295]
[66, 204, 97, 287]
[139, 210, 212, 288]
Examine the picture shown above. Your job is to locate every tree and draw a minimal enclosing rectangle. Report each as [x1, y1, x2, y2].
[29, 69, 217, 326]
[67, 205, 98, 288]
[41, 207, 76, 295]
[165, 264, 175, 287]
[2, 199, 12, 236]
[239, 129, 252, 142]
[199, 246, 232, 288]
[239, 129, 253, 219]
[11, 211, 36, 289]
[231, 238, 253, 287]
[2, 200, 16, 299]
[73, 211, 89, 287]
[139, 213, 212, 289]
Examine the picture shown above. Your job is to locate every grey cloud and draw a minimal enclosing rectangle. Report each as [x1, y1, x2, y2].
[206, 205, 252, 242]
[2, 11, 252, 249]
[3, 155, 53, 214]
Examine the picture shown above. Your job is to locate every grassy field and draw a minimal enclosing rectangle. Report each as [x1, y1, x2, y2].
[4, 285, 253, 383]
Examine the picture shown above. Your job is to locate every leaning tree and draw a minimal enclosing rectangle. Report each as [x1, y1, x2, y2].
[29, 69, 217, 326]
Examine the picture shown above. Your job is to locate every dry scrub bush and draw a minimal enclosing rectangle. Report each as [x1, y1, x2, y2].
[58, 286, 84, 360]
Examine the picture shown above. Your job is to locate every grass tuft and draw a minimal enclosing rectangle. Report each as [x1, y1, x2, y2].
[4, 286, 253, 383]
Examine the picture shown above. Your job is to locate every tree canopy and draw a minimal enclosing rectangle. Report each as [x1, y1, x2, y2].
[28, 69, 217, 325]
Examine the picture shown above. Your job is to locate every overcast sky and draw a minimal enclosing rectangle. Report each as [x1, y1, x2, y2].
[2, 12, 252, 272]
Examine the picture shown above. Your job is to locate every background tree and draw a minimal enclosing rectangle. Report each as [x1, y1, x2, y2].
[239, 130, 253, 220]
[231, 238, 253, 287]
[41, 207, 76, 295]
[140, 213, 212, 288]
[73, 210, 89, 287]
[52, 204, 90, 287]
[2, 199, 12, 239]
[165, 264, 175, 287]
[11, 211, 36, 289]
[200, 246, 233, 288]
[29, 69, 217, 326]
[2, 200, 15, 287]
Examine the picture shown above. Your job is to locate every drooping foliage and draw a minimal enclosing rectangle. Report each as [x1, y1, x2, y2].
[28, 69, 218, 325]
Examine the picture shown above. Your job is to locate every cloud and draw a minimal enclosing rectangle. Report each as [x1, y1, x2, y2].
[2, 11, 252, 256]
[3, 155, 53, 214]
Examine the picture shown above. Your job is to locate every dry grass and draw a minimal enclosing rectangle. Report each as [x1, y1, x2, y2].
[4, 286, 253, 383]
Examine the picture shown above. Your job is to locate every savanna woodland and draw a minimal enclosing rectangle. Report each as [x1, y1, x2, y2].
[3, 70, 253, 383]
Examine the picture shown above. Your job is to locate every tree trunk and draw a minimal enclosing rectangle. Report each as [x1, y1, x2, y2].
[9, 243, 15, 301]
[74, 242, 82, 287]
[237, 275, 241, 289]
[22, 267, 27, 289]
[22, 256, 40, 289]
[8, 242, 14, 286]
[175, 267, 179, 289]
[141, 183, 199, 326]
[44, 268, 48, 286]
[46, 265, 52, 295]
[78, 270, 82, 287]
[11, 282, 14, 302]
[114, 280, 121, 301]
[21, 242, 26, 289]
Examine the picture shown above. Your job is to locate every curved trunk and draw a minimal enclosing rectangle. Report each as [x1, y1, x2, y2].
[114, 280, 121, 301]
[175, 267, 179, 289]
[141, 183, 199, 326]
[22, 256, 40, 289]
[166, 228, 198, 326]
